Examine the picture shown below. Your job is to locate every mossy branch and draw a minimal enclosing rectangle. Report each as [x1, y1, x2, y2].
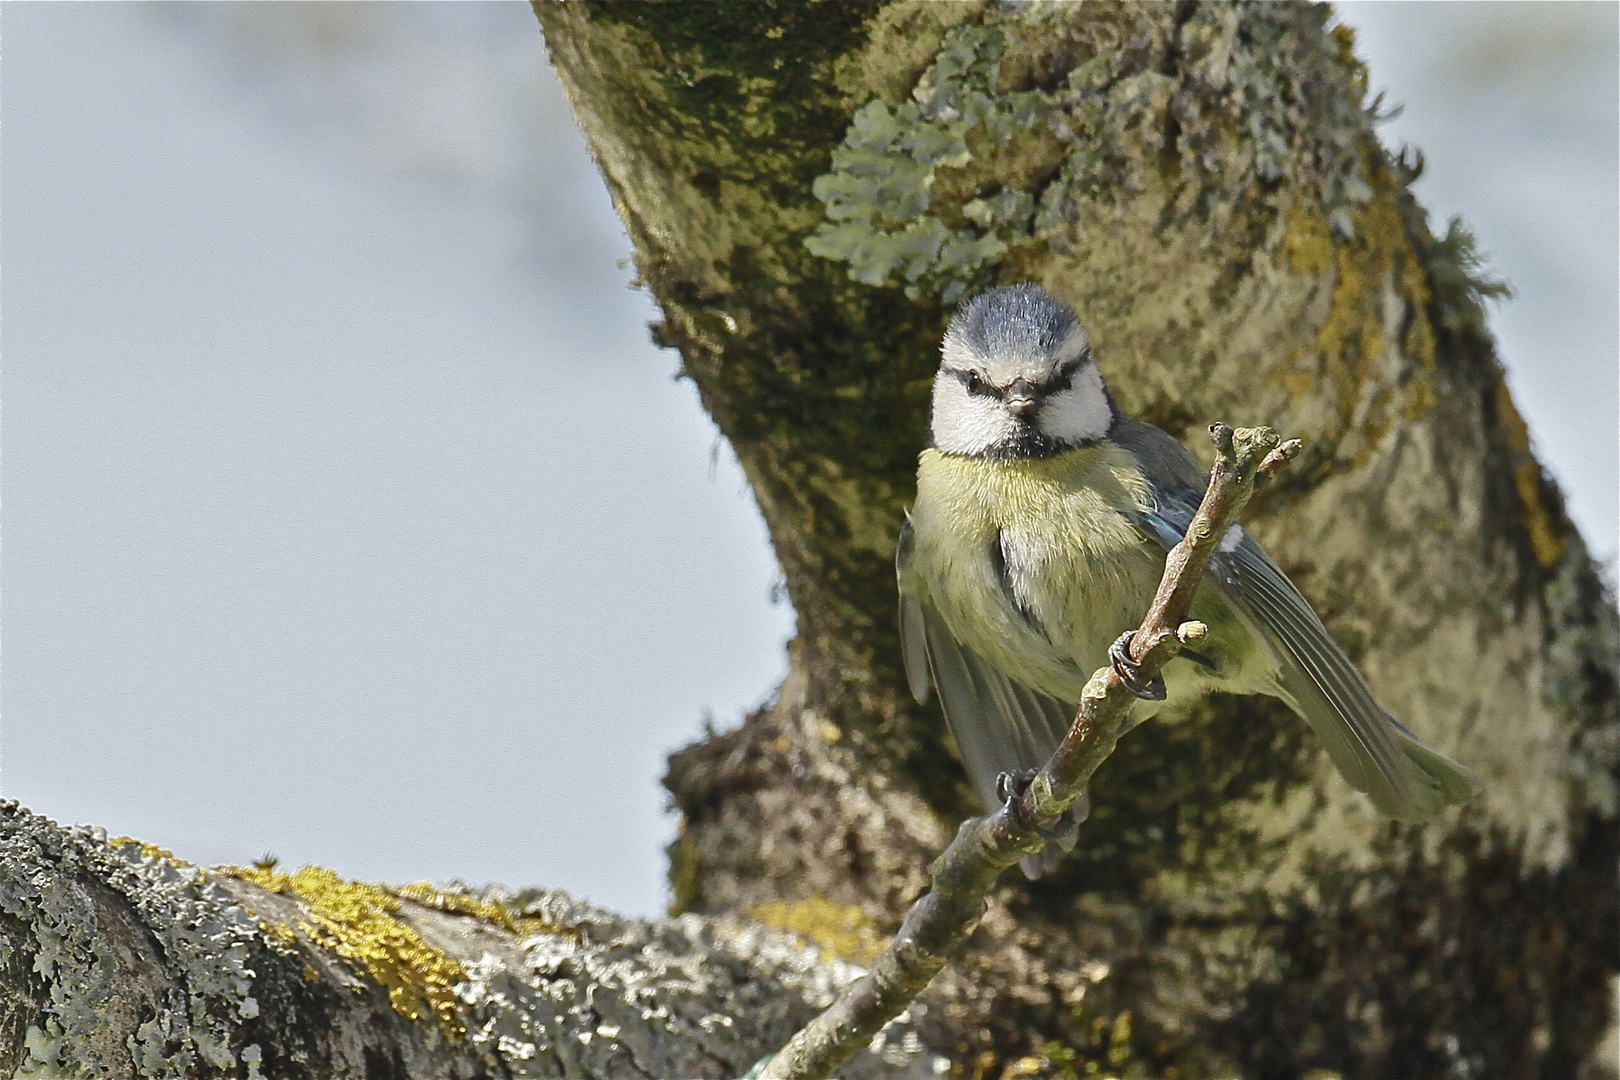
[756, 424, 1302, 1080]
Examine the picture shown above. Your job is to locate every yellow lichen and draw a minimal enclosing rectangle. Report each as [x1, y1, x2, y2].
[969, 1050, 1000, 1080]
[1279, 166, 1439, 458]
[107, 836, 188, 866]
[668, 824, 703, 918]
[1000, 1055, 1045, 1078]
[222, 864, 467, 1034]
[1330, 23, 1367, 102]
[1493, 378, 1565, 569]
[1106, 1010, 1133, 1066]
[387, 881, 577, 942]
[263, 920, 297, 946]
[749, 895, 887, 965]
[1281, 199, 1333, 278]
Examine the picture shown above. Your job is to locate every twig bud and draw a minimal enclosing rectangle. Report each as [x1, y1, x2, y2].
[1177, 621, 1209, 645]
[1259, 438, 1304, 479]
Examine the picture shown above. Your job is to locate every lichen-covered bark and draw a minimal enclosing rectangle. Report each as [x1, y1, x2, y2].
[535, 3, 1618, 1077]
[0, 803, 941, 1079]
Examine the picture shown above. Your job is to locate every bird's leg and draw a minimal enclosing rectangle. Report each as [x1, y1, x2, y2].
[996, 769, 1074, 843]
[1109, 630, 1167, 700]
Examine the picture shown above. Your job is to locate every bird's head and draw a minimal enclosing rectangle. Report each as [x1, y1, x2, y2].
[930, 284, 1115, 459]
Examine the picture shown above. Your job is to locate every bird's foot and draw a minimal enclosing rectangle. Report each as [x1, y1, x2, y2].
[995, 768, 1037, 806]
[1109, 631, 1166, 701]
[995, 769, 1072, 842]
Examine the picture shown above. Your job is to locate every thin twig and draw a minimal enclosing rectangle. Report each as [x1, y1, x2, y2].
[756, 424, 1302, 1080]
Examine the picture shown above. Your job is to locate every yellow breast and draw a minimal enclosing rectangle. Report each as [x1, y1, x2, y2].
[910, 444, 1165, 699]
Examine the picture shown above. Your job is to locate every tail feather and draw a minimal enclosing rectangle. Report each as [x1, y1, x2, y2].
[1390, 715, 1483, 810]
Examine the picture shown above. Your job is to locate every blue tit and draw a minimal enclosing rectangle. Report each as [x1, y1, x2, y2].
[897, 284, 1481, 878]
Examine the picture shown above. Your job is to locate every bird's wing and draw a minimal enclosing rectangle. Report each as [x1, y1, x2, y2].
[896, 518, 1082, 876]
[1113, 420, 1480, 818]
[918, 604, 1083, 878]
[896, 518, 934, 705]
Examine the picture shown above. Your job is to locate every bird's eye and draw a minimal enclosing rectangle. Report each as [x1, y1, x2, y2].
[965, 371, 983, 394]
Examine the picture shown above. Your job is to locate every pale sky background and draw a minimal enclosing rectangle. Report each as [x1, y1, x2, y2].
[3, 3, 1615, 919]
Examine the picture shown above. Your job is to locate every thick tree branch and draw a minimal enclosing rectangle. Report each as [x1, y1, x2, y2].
[759, 425, 1301, 1080]
[0, 804, 943, 1079]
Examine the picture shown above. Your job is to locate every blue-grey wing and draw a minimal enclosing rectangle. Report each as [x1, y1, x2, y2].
[1117, 422, 1480, 818]
[896, 520, 1081, 877]
[896, 518, 933, 705]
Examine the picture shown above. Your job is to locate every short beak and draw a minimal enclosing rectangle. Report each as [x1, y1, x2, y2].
[1006, 379, 1040, 419]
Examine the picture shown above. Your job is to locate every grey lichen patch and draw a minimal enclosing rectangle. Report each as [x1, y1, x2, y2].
[1, 804, 944, 1079]
[0, 802, 265, 1079]
[807, 4, 1384, 303]
[806, 19, 1049, 301]
[1539, 528, 1620, 820]
[451, 886, 945, 1079]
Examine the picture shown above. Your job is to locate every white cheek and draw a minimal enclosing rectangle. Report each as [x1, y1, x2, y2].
[1038, 365, 1111, 445]
[931, 376, 1013, 456]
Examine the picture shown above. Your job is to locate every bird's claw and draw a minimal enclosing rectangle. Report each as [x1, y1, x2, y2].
[996, 768, 1038, 807]
[995, 769, 1070, 842]
[1109, 630, 1166, 701]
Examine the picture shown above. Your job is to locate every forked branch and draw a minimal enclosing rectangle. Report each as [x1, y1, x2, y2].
[756, 424, 1302, 1080]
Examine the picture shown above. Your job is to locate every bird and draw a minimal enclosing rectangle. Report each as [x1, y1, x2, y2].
[896, 283, 1481, 878]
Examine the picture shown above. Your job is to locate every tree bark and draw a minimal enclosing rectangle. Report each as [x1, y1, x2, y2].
[0, 802, 942, 1078]
[535, 3, 1618, 1078]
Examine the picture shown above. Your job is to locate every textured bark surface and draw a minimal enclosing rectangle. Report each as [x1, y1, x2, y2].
[535, 3, 1618, 1078]
[0, 802, 942, 1079]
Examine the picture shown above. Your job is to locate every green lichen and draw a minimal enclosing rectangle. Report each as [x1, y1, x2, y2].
[996, 1011, 1137, 1079]
[666, 822, 703, 918]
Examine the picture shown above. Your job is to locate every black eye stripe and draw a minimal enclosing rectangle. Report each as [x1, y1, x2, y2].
[946, 367, 1000, 397]
[944, 353, 1087, 399]
[1041, 364, 1076, 395]
[1039, 352, 1089, 395]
